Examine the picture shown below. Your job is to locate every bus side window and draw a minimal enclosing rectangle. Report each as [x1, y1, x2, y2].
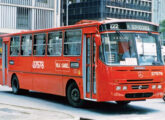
[47, 31, 62, 56]
[64, 29, 82, 56]
[21, 35, 32, 56]
[0, 38, 2, 57]
[33, 34, 46, 56]
[10, 36, 20, 56]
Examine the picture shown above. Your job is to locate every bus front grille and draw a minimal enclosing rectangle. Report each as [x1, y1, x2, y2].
[132, 85, 149, 90]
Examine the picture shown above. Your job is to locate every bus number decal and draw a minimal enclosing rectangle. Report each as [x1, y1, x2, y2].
[151, 72, 163, 76]
[32, 61, 44, 69]
[110, 24, 119, 29]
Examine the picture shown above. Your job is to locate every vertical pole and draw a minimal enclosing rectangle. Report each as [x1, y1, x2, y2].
[32, 0, 35, 30]
[66, 0, 68, 26]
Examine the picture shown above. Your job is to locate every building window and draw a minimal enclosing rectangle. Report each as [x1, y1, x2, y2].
[33, 34, 46, 56]
[64, 30, 82, 56]
[21, 35, 32, 56]
[0, 38, 2, 57]
[10, 36, 20, 56]
[37, 0, 47, 3]
[48, 32, 62, 56]
[17, 7, 31, 29]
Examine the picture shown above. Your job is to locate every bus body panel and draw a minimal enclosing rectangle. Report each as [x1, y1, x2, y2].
[96, 59, 165, 101]
[8, 57, 33, 89]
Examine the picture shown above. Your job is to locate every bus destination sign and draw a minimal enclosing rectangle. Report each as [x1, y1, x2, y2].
[99, 22, 158, 32]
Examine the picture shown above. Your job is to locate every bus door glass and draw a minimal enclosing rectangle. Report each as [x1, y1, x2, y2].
[2, 38, 9, 85]
[83, 34, 96, 99]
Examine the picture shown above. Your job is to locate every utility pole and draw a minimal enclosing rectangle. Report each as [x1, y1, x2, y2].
[66, 0, 68, 26]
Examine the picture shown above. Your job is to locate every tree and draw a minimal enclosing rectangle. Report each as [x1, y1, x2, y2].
[159, 20, 165, 45]
[160, 20, 165, 33]
[159, 20, 165, 38]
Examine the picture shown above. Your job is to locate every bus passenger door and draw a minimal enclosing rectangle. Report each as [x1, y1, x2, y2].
[0, 38, 2, 85]
[83, 34, 96, 100]
[2, 41, 9, 85]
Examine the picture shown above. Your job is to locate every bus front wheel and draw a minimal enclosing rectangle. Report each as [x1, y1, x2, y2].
[67, 82, 84, 107]
[163, 95, 165, 101]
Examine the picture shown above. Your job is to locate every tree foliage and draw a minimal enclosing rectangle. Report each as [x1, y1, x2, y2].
[160, 20, 165, 32]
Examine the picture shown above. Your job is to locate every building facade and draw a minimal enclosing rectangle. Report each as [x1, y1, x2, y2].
[152, 0, 165, 24]
[152, 0, 165, 48]
[62, 0, 152, 25]
[0, 0, 61, 34]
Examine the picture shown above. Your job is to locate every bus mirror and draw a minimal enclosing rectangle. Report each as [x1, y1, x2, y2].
[94, 34, 101, 46]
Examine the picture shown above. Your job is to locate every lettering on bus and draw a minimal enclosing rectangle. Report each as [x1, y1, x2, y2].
[32, 61, 44, 69]
[99, 22, 158, 32]
[55, 60, 70, 71]
[127, 24, 150, 31]
[151, 72, 163, 76]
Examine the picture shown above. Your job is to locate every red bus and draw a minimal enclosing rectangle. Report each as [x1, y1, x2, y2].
[0, 19, 164, 107]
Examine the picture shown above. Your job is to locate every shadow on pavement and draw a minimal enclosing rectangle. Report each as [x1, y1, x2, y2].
[0, 90, 160, 115]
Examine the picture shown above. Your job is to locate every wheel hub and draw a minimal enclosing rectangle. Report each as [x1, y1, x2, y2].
[71, 88, 79, 101]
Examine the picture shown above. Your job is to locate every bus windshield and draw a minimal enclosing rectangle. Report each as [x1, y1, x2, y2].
[100, 33, 163, 66]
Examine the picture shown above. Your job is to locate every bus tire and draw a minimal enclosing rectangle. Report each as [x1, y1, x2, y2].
[67, 82, 84, 107]
[116, 101, 130, 105]
[11, 75, 20, 94]
[163, 96, 165, 101]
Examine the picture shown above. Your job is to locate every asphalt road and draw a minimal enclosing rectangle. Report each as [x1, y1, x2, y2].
[0, 85, 165, 120]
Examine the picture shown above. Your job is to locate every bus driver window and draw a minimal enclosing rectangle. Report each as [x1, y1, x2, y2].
[119, 41, 130, 60]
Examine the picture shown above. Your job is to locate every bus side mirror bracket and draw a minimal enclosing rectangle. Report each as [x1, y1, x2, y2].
[94, 34, 101, 46]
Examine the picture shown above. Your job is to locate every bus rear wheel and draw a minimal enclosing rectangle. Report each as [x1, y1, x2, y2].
[67, 82, 84, 107]
[116, 101, 130, 105]
[11, 76, 21, 94]
[11, 75, 28, 94]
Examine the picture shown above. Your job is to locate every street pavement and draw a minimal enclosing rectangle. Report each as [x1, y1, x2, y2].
[0, 85, 165, 120]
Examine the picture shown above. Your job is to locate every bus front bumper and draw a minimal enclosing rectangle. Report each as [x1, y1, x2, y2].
[112, 83, 164, 101]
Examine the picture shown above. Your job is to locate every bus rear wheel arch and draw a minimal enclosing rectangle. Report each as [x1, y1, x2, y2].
[66, 80, 84, 107]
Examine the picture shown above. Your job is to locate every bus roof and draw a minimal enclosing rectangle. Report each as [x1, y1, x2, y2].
[0, 19, 158, 38]
[101, 19, 158, 26]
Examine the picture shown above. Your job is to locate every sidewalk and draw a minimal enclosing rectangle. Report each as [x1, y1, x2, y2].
[0, 103, 78, 120]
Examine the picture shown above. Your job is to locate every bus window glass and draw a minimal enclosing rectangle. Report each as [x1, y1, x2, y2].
[33, 34, 46, 56]
[100, 33, 162, 66]
[64, 30, 82, 56]
[21, 35, 32, 56]
[48, 32, 62, 56]
[135, 34, 158, 65]
[0, 38, 2, 57]
[10, 36, 20, 56]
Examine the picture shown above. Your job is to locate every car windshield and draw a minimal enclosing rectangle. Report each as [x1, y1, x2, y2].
[99, 33, 163, 66]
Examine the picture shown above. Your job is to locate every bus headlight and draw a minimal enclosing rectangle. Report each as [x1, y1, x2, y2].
[152, 85, 156, 89]
[123, 86, 127, 90]
[116, 86, 121, 91]
[158, 85, 162, 89]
